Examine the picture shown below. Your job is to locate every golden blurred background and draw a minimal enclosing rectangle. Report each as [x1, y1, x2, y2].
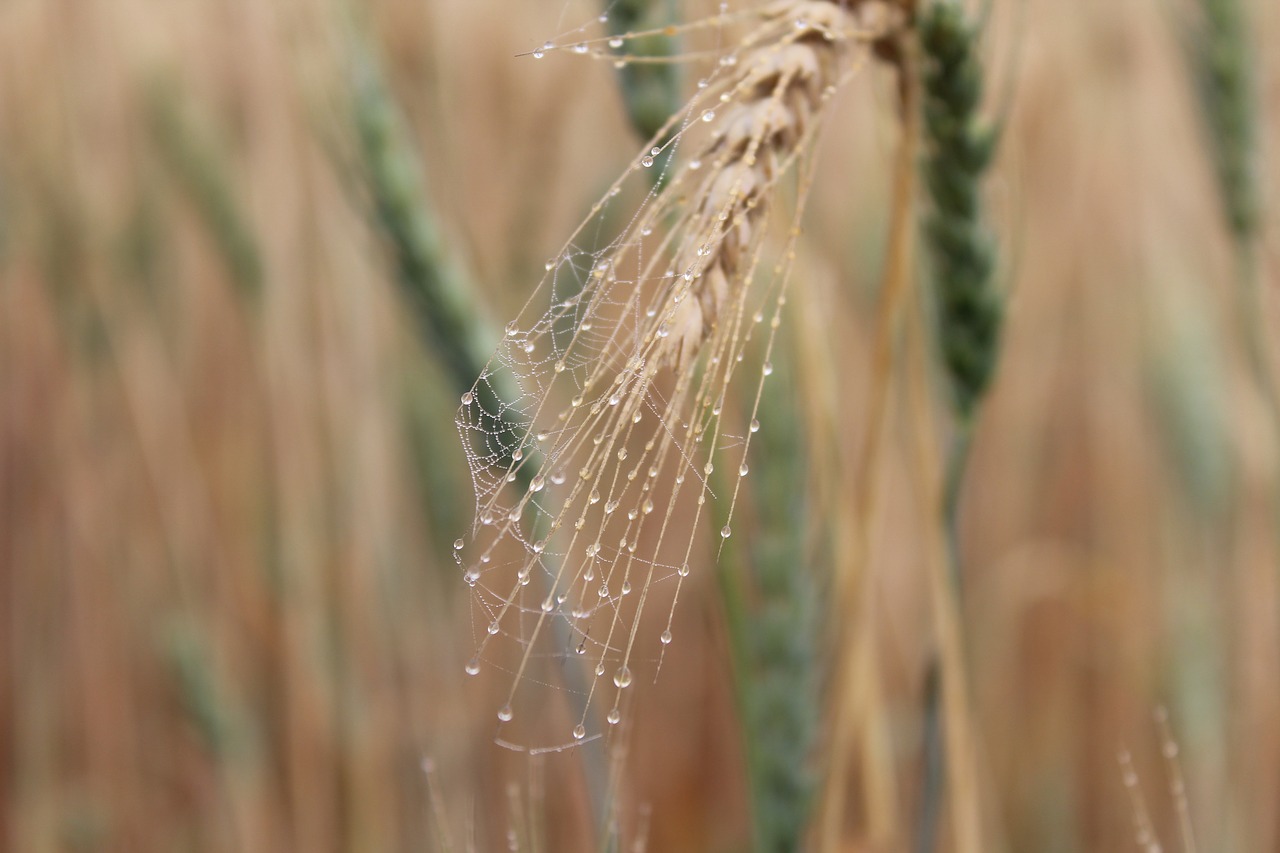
[1, 0, 1278, 850]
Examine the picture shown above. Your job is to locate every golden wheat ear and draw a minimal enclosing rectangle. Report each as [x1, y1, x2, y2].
[454, 1, 901, 747]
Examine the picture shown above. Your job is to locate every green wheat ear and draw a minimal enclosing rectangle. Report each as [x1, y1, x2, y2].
[919, 2, 1001, 422]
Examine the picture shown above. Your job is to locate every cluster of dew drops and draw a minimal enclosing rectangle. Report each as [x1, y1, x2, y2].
[450, 1, 800, 740]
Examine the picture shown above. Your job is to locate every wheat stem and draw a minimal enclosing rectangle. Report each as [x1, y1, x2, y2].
[820, 15, 919, 849]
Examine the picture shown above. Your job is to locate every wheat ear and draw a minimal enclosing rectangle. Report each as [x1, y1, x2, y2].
[456, 0, 901, 744]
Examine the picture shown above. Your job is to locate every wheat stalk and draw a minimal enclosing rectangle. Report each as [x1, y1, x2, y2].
[456, 0, 903, 746]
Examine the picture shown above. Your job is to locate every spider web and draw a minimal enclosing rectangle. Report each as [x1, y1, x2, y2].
[453, 0, 878, 748]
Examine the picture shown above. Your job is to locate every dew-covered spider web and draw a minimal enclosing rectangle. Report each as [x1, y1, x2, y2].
[454, 0, 886, 750]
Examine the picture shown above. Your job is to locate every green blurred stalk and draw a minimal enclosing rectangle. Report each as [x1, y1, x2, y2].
[1186, 0, 1276, 435]
[714, 338, 820, 853]
[343, 35, 612, 844]
[146, 81, 264, 308]
[915, 3, 1002, 850]
[1183, 9, 1270, 847]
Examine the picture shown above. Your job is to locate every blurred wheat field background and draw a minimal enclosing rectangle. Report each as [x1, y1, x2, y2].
[2, 0, 1278, 851]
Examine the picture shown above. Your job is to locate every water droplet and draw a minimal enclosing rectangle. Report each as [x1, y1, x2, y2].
[621, 581, 632, 595]
[607, 709, 621, 725]
[678, 563, 690, 577]
[497, 705, 513, 722]
[597, 584, 609, 598]
[613, 666, 633, 688]
[571, 43, 588, 54]
[642, 498, 654, 514]
[554, 360, 566, 373]
[689, 158, 702, 171]
[453, 538, 465, 550]
[750, 419, 761, 433]
[739, 463, 749, 476]
[505, 322, 519, 337]
[545, 258, 557, 270]
[480, 511, 494, 525]
[762, 361, 774, 376]
[701, 109, 715, 122]
[586, 542, 600, 557]
[532, 540, 545, 554]
[641, 155, 654, 168]
[529, 474, 545, 492]
[465, 658, 481, 675]
[608, 36, 623, 48]
[551, 471, 566, 485]
[660, 629, 672, 645]
[541, 597, 554, 613]
[613, 59, 625, 69]
[753, 311, 764, 323]
[589, 489, 601, 504]
[604, 500, 618, 514]
[641, 226, 653, 236]
[595, 662, 606, 676]
[721, 525, 732, 539]
[571, 395, 584, 407]
[464, 569, 479, 585]
[704, 462, 715, 475]
[573, 724, 587, 739]
[532, 49, 545, 59]
[487, 621, 500, 635]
